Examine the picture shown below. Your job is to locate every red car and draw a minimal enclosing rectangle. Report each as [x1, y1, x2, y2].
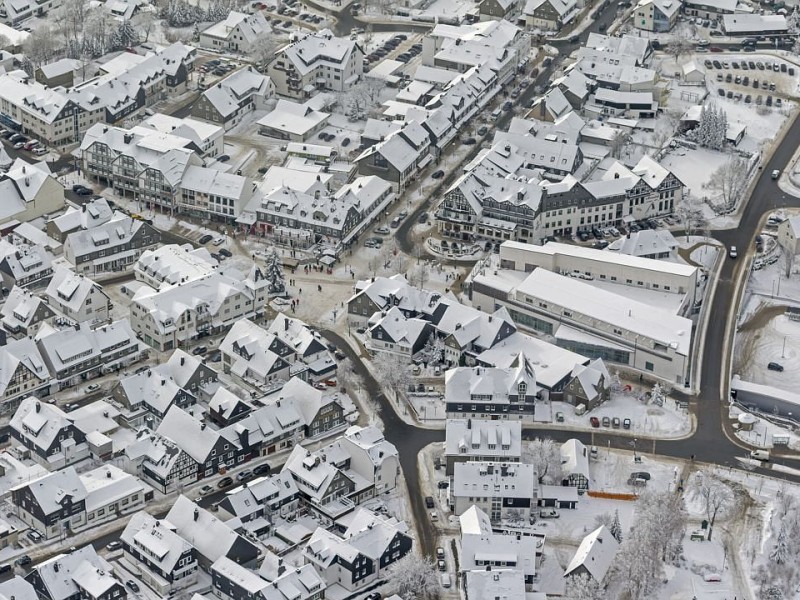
[590, 417, 600, 428]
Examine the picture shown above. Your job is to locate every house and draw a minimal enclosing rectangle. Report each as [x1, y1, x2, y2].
[262, 377, 348, 438]
[521, 0, 579, 30]
[7, 222, 62, 255]
[0, 286, 56, 339]
[44, 267, 112, 326]
[207, 388, 253, 427]
[539, 484, 580, 509]
[354, 121, 432, 192]
[9, 398, 88, 467]
[36, 319, 144, 390]
[63, 216, 161, 277]
[721, 13, 787, 35]
[461, 531, 537, 586]
[139, 113, 225, 158]
[0, 159, 65, 226]
[267, 30, 364, 99]
[560, 438, 590, 492]
[256, 99, 330, 142]
[464, 569, 526, 600]
[606, 229, 679, 260]
[11, 464, 149, 539]
[134, 244, 218, 289]
[365, 307, 434, 359]
[35, 58, 82, 87]
[165, 495, 261, 570]
[156, 407, 248, 483]
[46, 198, 115, 243]
[25, 546, 127, 600]
[265, 314, 335, 380]
[177, 166, 253, 223]
[120, 511, 198, 596]
[304, 511, 412, 592]
[347, 274, 441, 327]
[0, 243, 53, 290]
[452, 461, 538, 520]
[563, 359, 611, 411]
[199, 12, 271, 54]
[130, 268, 269, 351]
[443, 356, 539, 419]
[217, 399, 305, 461]
[0, 577, 37, 600]
[591, 88, 657, 118]
[0, 338, 49, 415]
[444, 419, 522, 475]
[478, 0, 517, 21]
[192, 68, 274, 130]
[633, 0, 680, 32]
[215, 471, 301, 529]
[219, 319, 293, 391]
[564, 525, 619, 583]
[112, 366, 199, 428]
[212, 555, 326, 600]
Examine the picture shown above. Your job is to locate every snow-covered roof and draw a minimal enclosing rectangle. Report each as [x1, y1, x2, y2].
[560, 438, 589, 479]
[49, 198, 115, 236]
[201, 11, 271, 45]
[80, 464, 148, 512]
[635, 0, 681, 18]
[460, 532, 537, 576]
[9, 465, 84, 515]
[34, 546, 117, 600]
[465, 569, 526, 600]
[445, 419, 522, 459]
[121, 511, 193, 572]
[453, 461, 537, 500]
[281, 30, 359, 77]
[564, 525, 619, 582]
[9, 398, 74, 455]
[445, 359, 537, 406]
[45, 266, 107, 315]
[0, 286, 54, 332]
[607, 229, 678, 257]
[64, 215, 147, 259]
[135, 243, 218, 288]
[157, 406, 233, 463]
[722, 12, 787, 32]
[202, 68, 272, 118]
[459, 505, 493, 535]
[569, 358, 610, 402]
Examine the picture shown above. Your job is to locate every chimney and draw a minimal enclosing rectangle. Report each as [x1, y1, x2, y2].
[82, 204, 87, 212]
[200, 422, 206, 431]
[193, 508, 199, 521]
[467, 418, 471, 429]
[35, 401, 41, 413]
[54, 563, 59, 573]
[106, 470, 112, 478]
[284, 317, 289, 331]
[181, 356, 185, 366]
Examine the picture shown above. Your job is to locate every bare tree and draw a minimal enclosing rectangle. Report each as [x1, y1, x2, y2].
[387, 554, 441, 600]
[133, 10, 157, 42]
[22, 25, 57, 71]
[689, 471, 736, 541]
[528, 438, 563, 484]
[674, 194, 707, 241]
[708, 156, 749, 210]
[666, 34, 693, 62]
[248, 34, 284, 69]
[0, 34, 10, 50]
[410, 261, 430, 289]
[610, 129, 632, 159]
[372, 351, 411, 403]
[564, 572, 603, 600]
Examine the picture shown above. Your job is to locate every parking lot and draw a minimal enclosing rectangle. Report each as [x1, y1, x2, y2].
[705, 56, 795, 107]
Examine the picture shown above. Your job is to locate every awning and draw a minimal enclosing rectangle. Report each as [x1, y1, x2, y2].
[622, 214, 635, 223]
[236, 212, 257, 225]
[319, 255, 336, 266]
[418, 154, 434, 169]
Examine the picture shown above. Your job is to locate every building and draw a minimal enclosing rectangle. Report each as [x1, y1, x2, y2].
[218, 319, 292, 391]
[112, 364, 199, 428]
[44, 267, 112, 326]
[464, 569, 526, 600]
[444, 356, 539, 419]
[633, 0, 680, 31]
[267, 30, 364, 99]
[0, 287, 56, 340]
[35, 58, 82, 87]
[560, 438, 589, 491]
[256, 99, 330, 142]
[134, 244, 218, 289]
[777, 216, 800, 258]
[192, 68, 274, 130]
[139, 113, 224, 158]
[721, 13, 787, 35]
[177, 166, 253, 223]
[365, 307, 434, 359]
[520, 0, 579, 30]
[215, 471, 301, 529]
[11, 465, 149, 539]
[564, 525, 619, 583]
[444, 419, 522, 475]
[130, 267, 269, 351]
[63, 216, 160, 277]
[36, 319, 144, 390]
[452, 461, 537, 520]
[461, 530, 537, 586]
[9, 398, 88, 467]
[347, 274, 441, 328]
[478, 0, 517, 20]
[682, 0, 735, 18]
[262, 377, 348, 438]
[25, 546, 127, 600]
[165, 496, 261, 570]
[0, 243, 53, 290]
[354, 121, 432, 192]
[0, 159, 65, 226]
[606, 229, 679, 260]
[304, 511, 412, 592]
[563, 358, 611, 410]
[199, 12, 271, 54]
[46, 198, 115, 243]
[120, 511, 198, 596]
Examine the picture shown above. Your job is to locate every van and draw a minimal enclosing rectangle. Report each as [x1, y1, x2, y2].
[440, 574, 452, 588]
[772, 169, 781, 179]
[750, 450, 770, 461]
[491, 108, 502, 121]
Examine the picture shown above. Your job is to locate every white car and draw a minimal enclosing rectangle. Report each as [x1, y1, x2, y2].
[729, 246, 738, 259]
[213, 237, 225, 246]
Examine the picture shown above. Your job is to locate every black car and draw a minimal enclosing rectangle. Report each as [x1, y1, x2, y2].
[437, 480, 449, 489]
[15, 555, 32, 566]
[768, 362, 784, 372]
[462, 137, 476, 145]
[217, 154, 230, 162]
[199, 234, 214, 244]
[219, 248, 233, 257]
[477, 126, 488, 136]
[208, 350, 222, 362]
[218, 476, 234, 488]
[425, 496, 435, 508]
[126, 581, 140, 593]
[431, 170, 445, 179]
[192, 346, 208, 356]
[253, 463, 272, 476]
[342, 137, 351, 147]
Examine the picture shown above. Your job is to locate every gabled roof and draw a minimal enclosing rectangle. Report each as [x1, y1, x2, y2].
[33, 546, 116, 600]
[569, 358, 610, 401]
[157, 406, 231, 463]
[9, 465, 84, 514]
[121, 511, 193, 573]
[564, 525, 619, 581]
[9, 398, 73, 455]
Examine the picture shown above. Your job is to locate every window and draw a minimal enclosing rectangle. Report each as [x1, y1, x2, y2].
[645, 361, 654, 372]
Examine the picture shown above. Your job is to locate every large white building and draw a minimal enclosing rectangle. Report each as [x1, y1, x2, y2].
[451, 461, 538, 521]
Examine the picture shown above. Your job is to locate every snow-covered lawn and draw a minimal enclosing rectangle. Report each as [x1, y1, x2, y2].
[735, 312, 800, 391]
[660, 146, 732, 202]
[729, 404, 800, 450]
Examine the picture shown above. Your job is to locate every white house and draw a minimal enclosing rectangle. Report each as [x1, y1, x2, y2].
[199, 11, 271, 54]
[564, 525, 619, 582]
[45, 267, 112, 326]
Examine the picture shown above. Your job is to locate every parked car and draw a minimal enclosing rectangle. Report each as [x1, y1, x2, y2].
[253, 463, 272, 476]
[375, 226, 390, 235]
[436, 547, 445, 559]
[218, 476, 234, 488]
[612, 417, 621, 428]
[462, 137, 477, 145]
[15, 555, 32, 566]
[199, 234, 214, 244]
[192, 346, 208, 356]
[425, 496, 435, 508]
[437, 480, 449, 489]
[126, 581, 140, 593]
[213, 236, 225, 246]
[601, 416, 611, 427]
[590, 416, 600, 427]
[217, 154, 230, 162]
[729, 246, 738, 259]
[432, 170, 445, 179]
[106, 541, 123, 551]
[768, 362, 784, 372]
[27, 530, 42, 542]
[539, 508, 560, 518]
[477, 126, 488, 136]
[236, 470, 253, 482]
[623, 418, 631, 429]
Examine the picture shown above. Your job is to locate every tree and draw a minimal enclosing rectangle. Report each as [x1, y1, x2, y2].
[418, 332, 444, 366]
[770, 525, 789, 565]
[674, 194, 707, 240]
[564, 572, 603, 600]
[708, 156, 749, 210]
[528, 438, 562, 484]
[667, 34, 693, 62]
[610, 129, 632, 159]
[410, 261, 430, 289]
[372, 351, 411, 403]
[691, 104, 727, 150]
[133, 10, 157, 43]
[387, 554, 440, 600]
[263, 247, 286, 294]
[689, 471, 735, 541]
[249, 35, 283, 69]
[763, 587, 784, 600]
[610, 509, 623, 543]
[22, 25, 57, 71]
[0, 34, 10, 50]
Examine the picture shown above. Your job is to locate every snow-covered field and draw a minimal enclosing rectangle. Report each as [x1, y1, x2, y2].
[736, 312, 800, 391]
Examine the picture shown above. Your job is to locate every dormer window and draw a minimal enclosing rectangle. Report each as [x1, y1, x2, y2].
[518, 382, 527, 397]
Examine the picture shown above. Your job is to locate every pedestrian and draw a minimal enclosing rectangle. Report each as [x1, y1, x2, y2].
[299, 288, 302, 294]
